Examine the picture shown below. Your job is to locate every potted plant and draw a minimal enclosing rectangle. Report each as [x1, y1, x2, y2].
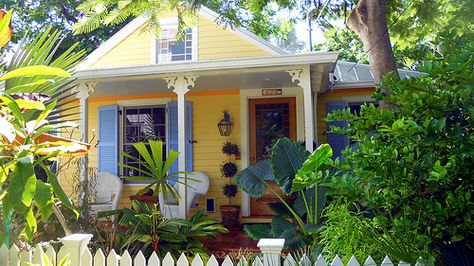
[220, 144, 241, 230]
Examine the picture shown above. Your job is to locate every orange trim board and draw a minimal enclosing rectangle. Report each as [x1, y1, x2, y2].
[87, 89, 240, 102]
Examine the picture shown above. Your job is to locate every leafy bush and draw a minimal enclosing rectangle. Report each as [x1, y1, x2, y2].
[323, 34, 474, 264]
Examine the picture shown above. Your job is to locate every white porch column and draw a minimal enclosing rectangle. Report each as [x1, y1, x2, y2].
[164, 74, 199, 219]
[72, 81, 97, 188]
[287, 67, 314, 152]
[74, 82, 97, 143]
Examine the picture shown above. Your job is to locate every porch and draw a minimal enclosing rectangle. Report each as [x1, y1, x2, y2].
[72, 52, 338, 220]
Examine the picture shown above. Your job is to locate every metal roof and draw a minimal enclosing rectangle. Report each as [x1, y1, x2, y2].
[332, 61, 424, 88]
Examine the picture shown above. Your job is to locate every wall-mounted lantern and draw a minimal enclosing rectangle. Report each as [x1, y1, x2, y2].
[217, 111, 233, 137]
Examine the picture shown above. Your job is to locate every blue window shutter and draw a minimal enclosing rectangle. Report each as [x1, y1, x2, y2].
[167, 102, 193, 184]
[326, 101, 348, 158]
[98, 105, 119, 175]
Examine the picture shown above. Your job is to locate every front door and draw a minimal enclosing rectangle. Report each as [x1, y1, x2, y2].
[248, 97, 296, 217]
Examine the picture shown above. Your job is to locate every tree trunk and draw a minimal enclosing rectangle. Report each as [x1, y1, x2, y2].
[347, 0, 398, 84]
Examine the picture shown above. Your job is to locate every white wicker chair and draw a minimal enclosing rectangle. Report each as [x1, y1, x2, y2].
[159, 171, 210, 219]
[90, 172, 123, 217]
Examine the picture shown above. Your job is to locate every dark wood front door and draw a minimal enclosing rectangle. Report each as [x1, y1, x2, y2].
[248, 97, 296, 217]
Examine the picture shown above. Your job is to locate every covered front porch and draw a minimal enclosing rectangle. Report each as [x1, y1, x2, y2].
[73, 52, 338, 220]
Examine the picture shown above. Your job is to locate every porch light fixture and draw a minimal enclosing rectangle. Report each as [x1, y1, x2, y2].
[217, 111, 233, 136]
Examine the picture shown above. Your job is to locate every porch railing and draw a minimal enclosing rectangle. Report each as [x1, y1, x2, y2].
[0, 233, 419, 266]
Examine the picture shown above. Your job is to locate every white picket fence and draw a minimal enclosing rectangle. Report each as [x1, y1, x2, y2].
[0, 234, 421, 266]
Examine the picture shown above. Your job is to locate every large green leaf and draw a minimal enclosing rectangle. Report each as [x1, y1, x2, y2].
[7, 156, 37, 214]
[0, 65, 71, 81]
[0, 116, 16, 143]
[293, 144, 333, 192]
[271, 138, 310, 195]
[293, 187, 326, 219]
[234, 159, 274, 197]
[243, 223, 272, 240]
[34, 180, 54, 221]
[40, 163, 79, 219]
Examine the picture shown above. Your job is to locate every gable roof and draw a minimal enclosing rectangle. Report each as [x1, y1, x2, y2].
[76, 6, 285, 70]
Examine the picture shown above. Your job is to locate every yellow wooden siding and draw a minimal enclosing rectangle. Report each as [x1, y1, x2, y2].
[88, 14, 271, 68]
[90, 25, 152, 68]
[59, 93, 241, 221]
[316, 89, 374, 144]
[198, 16, 270, 60]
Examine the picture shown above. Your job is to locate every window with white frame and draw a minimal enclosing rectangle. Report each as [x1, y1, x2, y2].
[122, 106, 166, 177]
[156, 27, 194, 63]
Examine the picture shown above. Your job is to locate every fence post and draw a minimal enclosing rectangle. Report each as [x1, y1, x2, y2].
[257, 238, 285, 266]
[60, 233, 93, 265]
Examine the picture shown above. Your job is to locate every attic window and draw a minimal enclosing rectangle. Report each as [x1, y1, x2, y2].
[156, 27, 194, 63]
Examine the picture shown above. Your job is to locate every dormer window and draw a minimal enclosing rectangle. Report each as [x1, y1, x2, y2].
[156, 27, 195, 63]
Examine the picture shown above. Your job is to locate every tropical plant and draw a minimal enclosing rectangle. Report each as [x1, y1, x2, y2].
[0, 10, 88, 247]
[323, 31, 474, 264]
[119, 140, 181, 198]
[235, 139, 333, 252]
[112, 201, 227, 260]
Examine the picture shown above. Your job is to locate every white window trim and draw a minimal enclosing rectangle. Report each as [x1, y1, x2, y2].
[150, 20, 198, 65]
[118, 98, 171, 186]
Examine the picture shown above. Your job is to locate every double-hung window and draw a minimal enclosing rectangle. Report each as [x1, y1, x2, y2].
[156, 27, 194, 63]
[122, 106, 166, 177]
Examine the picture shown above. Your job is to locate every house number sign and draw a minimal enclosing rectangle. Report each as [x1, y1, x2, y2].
[262, 89, 282, 96]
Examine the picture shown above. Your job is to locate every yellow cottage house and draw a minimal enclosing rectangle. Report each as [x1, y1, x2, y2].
[66, 6, 421, 222]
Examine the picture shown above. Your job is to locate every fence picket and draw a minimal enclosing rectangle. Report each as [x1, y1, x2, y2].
[381, 256, 393, 266]
[191, 254, 204, 266]
[106, 249, 120, 266]
[364, 256, 375, 266]
[162, 252, 174, 266]
[177, 253, 189, 266]
[283, 254, 296, 266]
[32, 245, 45, 265]
[8, 245, 20, 266]
[206, 255, 219, 266]
[314, 254, 326, 266]
[19, 249, 32, 264]
[299, 254, 311, 266]
[121, 250, 133, 266]
[57, 245, 69, 264]
[251, 257, 262, 266]
[0, 244, 9, 265]
[347, 256, 360, 266]
[330, 255, 343, 266]
[399, 261, 410, 266]
[93, 248, 106, 266]
[81, 249, 93, 266]
[222, 256, 233, 266]
[45, 245, 56, 265]
[134, 251, 147, 266]
[149, 251, 161, 266]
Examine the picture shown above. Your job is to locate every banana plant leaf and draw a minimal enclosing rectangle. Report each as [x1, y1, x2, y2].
[234, 159, 274, 198]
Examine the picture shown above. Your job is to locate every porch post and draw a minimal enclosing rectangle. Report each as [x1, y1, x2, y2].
[74, 82, 97, 143]
[164, 74, 199, 219]
[73, 82, 97, 198]
[287, 67, 314, 152]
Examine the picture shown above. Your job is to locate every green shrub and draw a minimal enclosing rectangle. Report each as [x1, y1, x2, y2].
[323, 33, 473, 264]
